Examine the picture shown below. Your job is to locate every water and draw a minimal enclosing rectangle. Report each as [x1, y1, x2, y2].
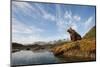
[11, 50, 61, 66]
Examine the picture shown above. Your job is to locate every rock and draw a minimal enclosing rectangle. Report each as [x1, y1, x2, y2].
[26, 48, 30, 50]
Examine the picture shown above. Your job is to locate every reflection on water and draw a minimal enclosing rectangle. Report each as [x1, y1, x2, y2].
[11, 50, 61, 66]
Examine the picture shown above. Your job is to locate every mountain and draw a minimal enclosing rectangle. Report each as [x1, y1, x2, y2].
[12, 42, 24, 48]
[33, 41, 48, 45]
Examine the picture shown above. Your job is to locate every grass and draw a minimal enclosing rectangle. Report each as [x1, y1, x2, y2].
[83, 26, 96, 39]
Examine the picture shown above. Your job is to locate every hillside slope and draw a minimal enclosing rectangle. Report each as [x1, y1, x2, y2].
[84, 26, 96, 39]
[51, 26, 96, 61]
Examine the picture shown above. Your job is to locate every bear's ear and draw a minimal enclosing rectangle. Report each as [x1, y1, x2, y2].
[69, 27, 73, 30]
[67, 29, 69, 32]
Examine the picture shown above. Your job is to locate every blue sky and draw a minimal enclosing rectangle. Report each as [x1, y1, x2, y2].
[12, 1, 96, 44]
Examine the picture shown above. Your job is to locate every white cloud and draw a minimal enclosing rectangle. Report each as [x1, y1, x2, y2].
[73, 15, 81, 21]
[55, 4, 66, 32]
[34, 3, 46, 15]
[12, 17, 44, 34]
[55, 6, 80, 33]
[82, 16, 95, 36]
[85, 16, 93, 27]
[64, 10, 72, 20]
[12, 1, 42, 19]
[43, 13, 55, 21]
[56, 4, 62, 19]
[13, 1, 56, 21]
[12, 17, 32, 34]
[34, 3, 55, 21]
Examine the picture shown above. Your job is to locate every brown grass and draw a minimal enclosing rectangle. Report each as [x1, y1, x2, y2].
[51, 38, 96, 60]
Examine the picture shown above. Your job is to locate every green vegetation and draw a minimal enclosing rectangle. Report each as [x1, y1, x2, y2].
[83, 26, 96, 39]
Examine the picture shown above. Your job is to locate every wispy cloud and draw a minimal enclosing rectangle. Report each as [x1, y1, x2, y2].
[55, 5, 80, 32]
[12, 17, 32, 34]
[85, 16, 94, 28]
[12, 1, 44, 20]
[34, 3, 56, 21]
[12, 17, 44, 34]
[73, 15, 81, 21]
[64, 10, 72, 20]
[82, 16, 95, 36]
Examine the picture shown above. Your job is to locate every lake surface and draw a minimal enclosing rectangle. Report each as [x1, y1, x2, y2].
[11, 50, 62, 66]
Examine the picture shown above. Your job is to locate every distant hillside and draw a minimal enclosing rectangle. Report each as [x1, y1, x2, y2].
[12, 43, 23, 47]
[12, 43, 24, 48]
[84, 26, 96, 39]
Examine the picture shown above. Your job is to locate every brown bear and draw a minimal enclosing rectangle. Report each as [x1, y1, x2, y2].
[67, 27, 82, 41]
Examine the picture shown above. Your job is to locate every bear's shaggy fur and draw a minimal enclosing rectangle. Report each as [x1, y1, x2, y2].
[67, 27, 82, 41]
